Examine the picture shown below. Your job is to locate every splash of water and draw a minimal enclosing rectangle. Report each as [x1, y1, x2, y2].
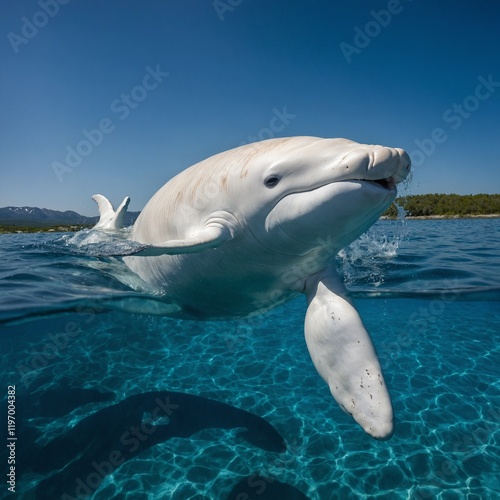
[54, 227, 148, 257]
[338, 202, 409, 288]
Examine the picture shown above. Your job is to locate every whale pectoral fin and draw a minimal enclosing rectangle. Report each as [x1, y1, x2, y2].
[304, 268, 394, 440]
[92, 194, 130, 230]
[132, 224, 232, 256]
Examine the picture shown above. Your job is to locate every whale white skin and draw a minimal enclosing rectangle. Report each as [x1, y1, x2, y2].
[304, 266, 394, 439]
[124, 137, 409, 318]
[94, 136, 411, 439]
[92, 194, 130, 230]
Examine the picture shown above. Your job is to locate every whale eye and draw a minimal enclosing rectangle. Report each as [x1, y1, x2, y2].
[264, 175, 280, 188]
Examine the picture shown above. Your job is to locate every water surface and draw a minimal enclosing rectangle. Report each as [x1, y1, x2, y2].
[1, 219, 499, 499]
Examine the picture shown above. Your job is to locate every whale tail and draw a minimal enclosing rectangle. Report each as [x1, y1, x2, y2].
[92, 194, 130, 230]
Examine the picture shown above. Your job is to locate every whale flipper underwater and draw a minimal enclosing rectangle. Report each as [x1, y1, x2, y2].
[92, 136, 411, 439]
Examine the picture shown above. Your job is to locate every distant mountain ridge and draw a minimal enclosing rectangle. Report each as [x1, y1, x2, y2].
[0, 206, 140, 227]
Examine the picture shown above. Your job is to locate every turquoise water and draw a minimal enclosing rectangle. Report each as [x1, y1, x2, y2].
[1, 219, 499, 499]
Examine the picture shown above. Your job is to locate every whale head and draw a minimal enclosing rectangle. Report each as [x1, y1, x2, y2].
[235, 137, 411, 258]
[127, 136, 410, 259]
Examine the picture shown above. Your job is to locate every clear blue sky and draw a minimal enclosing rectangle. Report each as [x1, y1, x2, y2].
[1, 0, 499, 215]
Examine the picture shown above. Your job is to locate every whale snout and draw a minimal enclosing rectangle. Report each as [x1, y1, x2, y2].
[390, 147, 411, 184]
[341, 145, 411, 188]
[369, 146, 411, 185]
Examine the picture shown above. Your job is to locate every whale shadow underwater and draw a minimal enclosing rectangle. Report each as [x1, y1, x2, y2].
[18, 388, 288, 499]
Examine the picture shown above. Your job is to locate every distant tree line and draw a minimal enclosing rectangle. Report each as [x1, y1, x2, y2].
[384, 193, 500, 217]
[0, 224, 92, 234]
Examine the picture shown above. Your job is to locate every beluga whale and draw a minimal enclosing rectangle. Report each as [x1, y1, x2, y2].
[93, 136, 411, 440]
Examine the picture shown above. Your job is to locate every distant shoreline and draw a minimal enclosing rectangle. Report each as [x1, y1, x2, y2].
[383, 214, 500, 221]
[2, 214, 500, 234]
[0, 224, 93, 234]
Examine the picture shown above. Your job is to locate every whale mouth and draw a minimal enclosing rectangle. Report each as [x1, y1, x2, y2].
[359, 177, 397, 191]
